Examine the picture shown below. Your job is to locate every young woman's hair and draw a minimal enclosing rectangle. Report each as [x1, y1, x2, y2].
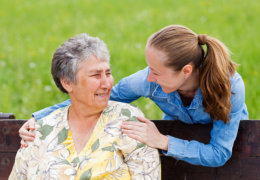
[147, 25, 236, 123]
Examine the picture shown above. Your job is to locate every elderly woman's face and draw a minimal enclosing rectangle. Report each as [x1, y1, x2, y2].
[69, 55, 113, 111]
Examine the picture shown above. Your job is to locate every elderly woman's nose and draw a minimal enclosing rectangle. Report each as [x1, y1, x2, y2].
[100, 75, 110, 87]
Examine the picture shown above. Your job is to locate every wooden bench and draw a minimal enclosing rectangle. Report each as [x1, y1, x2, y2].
[0, 116, 259, 180]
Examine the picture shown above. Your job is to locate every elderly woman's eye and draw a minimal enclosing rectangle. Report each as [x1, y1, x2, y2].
[91, 74, 101, 77]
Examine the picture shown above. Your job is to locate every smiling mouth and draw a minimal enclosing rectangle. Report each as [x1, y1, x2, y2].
[95, 93, 109, 97]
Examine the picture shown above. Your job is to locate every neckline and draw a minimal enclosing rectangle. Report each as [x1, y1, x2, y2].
[64, 105, 103, 156]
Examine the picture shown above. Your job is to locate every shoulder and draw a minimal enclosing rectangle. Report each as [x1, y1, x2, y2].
[229, 72, 247, 114]
[115, 67, 152, 96]
[35, 106, 69, 140]
[102, 101, 144, 122]
[230, 72, 245, 90]
[106, 100, 144, 117]
[36, 106, 69, 127]
[229, 71, 246, 98]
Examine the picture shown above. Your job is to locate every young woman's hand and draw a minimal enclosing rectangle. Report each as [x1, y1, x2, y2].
[121, 116, 169, 150]
[19, 117, 36, 148]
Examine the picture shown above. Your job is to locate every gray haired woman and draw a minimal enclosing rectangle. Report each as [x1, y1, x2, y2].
[9, 34, 161, 179]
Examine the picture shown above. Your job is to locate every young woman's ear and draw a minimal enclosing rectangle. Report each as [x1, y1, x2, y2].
[182, 64, 193, 77]
[60, 79, 73, 93]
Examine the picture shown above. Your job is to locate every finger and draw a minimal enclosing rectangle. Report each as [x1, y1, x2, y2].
[121, 124, 145, 133]
[19, 120, 31, 136]
[122, 129, 145, 142]
[137, 116, 151, 123]
[122, 129, 146, 139]
[121, 121, 145, 127]
[20, 134, 35, 142]
[126, 133, 144, 143]
[19, 126, 35, 137]
[28, 118, 36, 130]
[20, 121, 30, 131]
[20, 139, 28, 147]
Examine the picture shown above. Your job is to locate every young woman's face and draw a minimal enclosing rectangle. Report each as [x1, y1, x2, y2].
[145, 46, 186, 94]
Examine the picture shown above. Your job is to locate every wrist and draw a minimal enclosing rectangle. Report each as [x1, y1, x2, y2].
[158, 134, 169, 150]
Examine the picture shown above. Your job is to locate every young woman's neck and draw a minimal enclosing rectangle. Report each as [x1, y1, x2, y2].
[178, 69, 200, 97]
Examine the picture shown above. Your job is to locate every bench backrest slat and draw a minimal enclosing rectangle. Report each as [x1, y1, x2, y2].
[0, 119, 259, 180]
[153, 120, 260, 180]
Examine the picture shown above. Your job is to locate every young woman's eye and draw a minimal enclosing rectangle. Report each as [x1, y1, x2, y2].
[152, 72, 159, 76]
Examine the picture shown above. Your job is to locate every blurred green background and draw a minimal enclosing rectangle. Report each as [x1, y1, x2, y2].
[0, 0, 259, 119]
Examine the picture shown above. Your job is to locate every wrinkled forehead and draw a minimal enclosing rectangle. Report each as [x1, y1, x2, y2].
[80, 53, 110, 64]
[78, 55, 111, 72]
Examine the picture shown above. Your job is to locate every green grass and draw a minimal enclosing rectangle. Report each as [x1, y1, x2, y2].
[0, 0, 259, 119]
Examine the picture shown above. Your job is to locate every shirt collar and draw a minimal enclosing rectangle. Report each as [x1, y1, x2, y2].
[151, 83, 203, 109]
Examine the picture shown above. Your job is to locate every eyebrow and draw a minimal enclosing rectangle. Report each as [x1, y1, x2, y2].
[89, 68, 111, 74]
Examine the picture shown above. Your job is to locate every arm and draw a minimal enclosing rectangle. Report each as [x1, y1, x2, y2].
[32, 99, 71, 120]
[163, 73, 248, 167]
[120, 107, 161, 179]
[34, 67, 150, 119]
[19, 99, 71, 146]
[110, 67, 151, 103]
[35, 67, 150, 119]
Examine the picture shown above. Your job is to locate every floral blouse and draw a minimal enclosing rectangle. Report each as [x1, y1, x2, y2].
[9, 101, 161, 180]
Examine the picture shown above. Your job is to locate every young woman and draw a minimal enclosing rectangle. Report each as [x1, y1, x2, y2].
[19, 25, 248, 167]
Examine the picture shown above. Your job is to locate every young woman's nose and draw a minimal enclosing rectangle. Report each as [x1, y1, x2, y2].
[147, 71, 156, 82]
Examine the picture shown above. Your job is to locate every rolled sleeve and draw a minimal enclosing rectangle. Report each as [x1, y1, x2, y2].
[162, 135, 187, 159]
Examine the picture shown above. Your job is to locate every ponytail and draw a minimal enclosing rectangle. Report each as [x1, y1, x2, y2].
[198, 35, 236, 123]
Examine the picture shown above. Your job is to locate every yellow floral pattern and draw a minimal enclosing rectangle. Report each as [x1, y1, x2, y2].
[9, 101, 161, 180]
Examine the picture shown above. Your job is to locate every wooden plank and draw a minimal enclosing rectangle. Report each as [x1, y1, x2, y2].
[160, 155, 260, 180]
[0, 119, 260, 180]
[0, 120, 25, 152]
[0, 113, 15, 119]
[0, 153, 16, 180]
[153, 120, 260, 180]
[153, 120, 260, 156]
[233, 120, 260, 157]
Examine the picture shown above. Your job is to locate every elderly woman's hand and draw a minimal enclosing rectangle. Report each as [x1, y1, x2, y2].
[19, 117, 36, 148]
[121, 116, 169, 150]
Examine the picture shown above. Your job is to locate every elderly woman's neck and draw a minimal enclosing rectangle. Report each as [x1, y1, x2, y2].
[68, 102, 102, 123]
[67, 101, 103, 154]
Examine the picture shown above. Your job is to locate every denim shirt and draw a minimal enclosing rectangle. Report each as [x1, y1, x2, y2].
[33, 67, 248, 167]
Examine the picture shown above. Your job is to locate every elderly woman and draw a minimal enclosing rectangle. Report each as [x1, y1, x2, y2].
[9, 34, 161, 179]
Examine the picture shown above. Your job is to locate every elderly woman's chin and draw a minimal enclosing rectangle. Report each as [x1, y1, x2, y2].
[94, 92, 111, 109]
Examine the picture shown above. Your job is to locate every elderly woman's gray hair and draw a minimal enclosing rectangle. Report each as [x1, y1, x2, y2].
[51, 33, 110, 93]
